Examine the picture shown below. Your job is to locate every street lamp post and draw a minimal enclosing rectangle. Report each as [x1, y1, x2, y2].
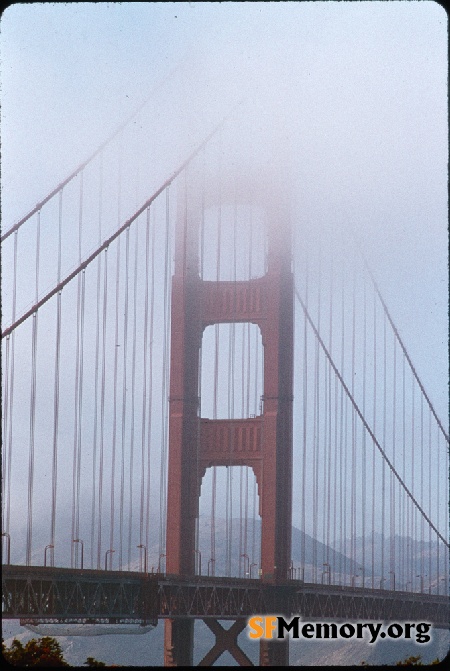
[194, 550, 202, 576]
[1, 532, 11, 565]
[241, 554, 250, 578]
[322, 563, 331, 585]
[250, 562, 258, 579]
[73, 539, 84, 569]
[105, 549, 115, 571]
[389, 571, 396, 591]
[44, 544, 54, 567]
[137, 545, 147, 574]
[158, 553, 166, 573]
[416, 575, 424, 593]
[379, 577, 386, 590]
[207, 557, 215, 576]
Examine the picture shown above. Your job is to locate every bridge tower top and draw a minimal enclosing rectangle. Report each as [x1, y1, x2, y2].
[165, 146, 294, 665]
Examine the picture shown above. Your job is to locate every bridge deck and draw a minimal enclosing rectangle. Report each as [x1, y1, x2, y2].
[2, 565, 449, 629]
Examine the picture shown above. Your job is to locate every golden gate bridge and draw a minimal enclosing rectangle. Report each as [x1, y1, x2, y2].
[1, 74, 449, 666]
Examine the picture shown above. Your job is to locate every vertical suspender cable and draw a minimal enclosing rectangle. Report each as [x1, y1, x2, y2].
[139, 206, 151, 557]
[145, 204, 156, 557]
[211, 227, 219, 572]
[2, 338, 10, 500]
[322, 323, 328, 567]
[239, 322, 245, 575]
[4, 230, 18, 542]
[213, 151, 221, 574]
[343, 356, 349, 584]
[436, 428, 440, 592]
[325, 260, 333, 570]
[332, 370, 338, 585]
[420, 393, 424, 588]
[50, 190, 63, 565]
[230, 178, 242, 577]
[371, 288, 377, 588]
[406, 383, 411, 589]
[312, 300, 317, 581]
[444, 422, 449, 596]
[2, 336, 11, 524]
[401, 349, 406, 589]
[390, 335, 397, 586]
[428, 407, 432, 592]
[338, 270, 345, 584]
[127, 222, 139, 568]
[236, 216, 244, 575]
[159, 186, 171, 563]
[119, 227, 130, 569]
[381, 304, 387, 584]
[71, 266, 80, 567]
[253, 306, 260, 572]
[75, 268, 86, 566]
[301, 258, 308, 580]
[212, 159, 227, 578]
[361, 268, 367, 586]
[351, 268, 357, 575]
[27, 209, 41, 565]
[442, 426, 448, 594]
[228, 296, 236, 576]
[333, 304, 339, 583]
[117, 135, 128, 570]
[77, 174, 86, 565]
[243, 200, 254, 573]
[340, 267, 347, 583]
[27, 322, 38, 565]
[109, 235, 122, 565]
[312, 252, 321, 582]
[91, 152, 103, 567]
[97, 248, 108, 568]
[194, 155, 205, 575]
[71, 171, 84, 567]
[411, 370, 415, 588]
[227, 273, 235, 573]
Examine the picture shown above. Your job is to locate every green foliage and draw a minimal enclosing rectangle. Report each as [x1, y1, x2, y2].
[395, 655, 425, 666]
[360, 654, 442, 666]
[2, 636, 69, 667]
[395, 655, 441, 666]
[2, 637, 106, 667]
[84, 657, 106, 667]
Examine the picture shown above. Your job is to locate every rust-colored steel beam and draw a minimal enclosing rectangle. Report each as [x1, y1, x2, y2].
[199, 619, 252, 666]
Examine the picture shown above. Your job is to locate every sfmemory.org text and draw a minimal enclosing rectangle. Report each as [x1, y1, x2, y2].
[247, 617, 432, 644]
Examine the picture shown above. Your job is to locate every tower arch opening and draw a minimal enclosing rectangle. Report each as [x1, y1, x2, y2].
[197, 464, 261, 579]
[200, 322, 263, 420]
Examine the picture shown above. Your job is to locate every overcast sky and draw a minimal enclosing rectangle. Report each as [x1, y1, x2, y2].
[2, 1, 447, 423]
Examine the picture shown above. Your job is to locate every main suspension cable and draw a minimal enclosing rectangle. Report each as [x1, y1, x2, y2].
[295, 286, 449, 548]
[1, 113, 235, 341]
[1, 65, 182, 243]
